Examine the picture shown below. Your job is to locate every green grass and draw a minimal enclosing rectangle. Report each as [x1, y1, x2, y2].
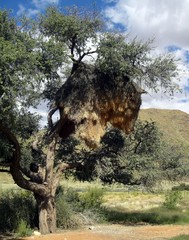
[169, 235, 189, 240]
[2, 175, 189, 227]
[103, 191, 189, 225]
[103, 206, 189, 225]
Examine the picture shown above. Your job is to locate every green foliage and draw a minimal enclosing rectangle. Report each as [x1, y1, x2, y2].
[39, 6, 180, 96]
[0, 10, 42, 116]
[170, 235, 189, 240]
[76, 120, 183, 186]
[163, 190, 183, 209]
[0, 135, 13, 164]
[55, 186, 105, 228]
[56, 194, 80, 229]
[15, 219, 32, 237]
[0, 111, 41, 166]
[79, 187, 105, 210]
[103, 207, 187, 225]
[39, 6, 102, 61]
[172, 184, 189, 191]
[97, 33, 179, 95]
[97, 34, 152, 78]
[0, 189, 36, 232]
[14, 109, 41, 139]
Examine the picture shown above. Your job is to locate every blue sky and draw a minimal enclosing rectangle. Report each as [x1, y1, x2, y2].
[0, 0, 108, 16]
[1, 0, 189, 115]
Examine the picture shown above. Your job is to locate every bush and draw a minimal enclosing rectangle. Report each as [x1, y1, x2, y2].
[163, 190, 182, 209]
[172, 183, 189, 191]
[56, 186, 106, 227]
[56, 194, 81, 229]
[15, 219, 32, 237]
[0, 189, 36, 232]
[79, 187, 105, 210]
[169, 235, 189, 240]
[56, 187, 83, 229]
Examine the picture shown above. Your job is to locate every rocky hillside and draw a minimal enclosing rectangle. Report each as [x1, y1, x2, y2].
[139, 108, 189, 156]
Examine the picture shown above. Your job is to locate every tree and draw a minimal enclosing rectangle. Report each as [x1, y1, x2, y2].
[0, 9, 62, 234]
[76, 121, 184, 186]
[40, 8, 179, 148]
[0, 9, 43, 166]
[0, 6, 180, 234]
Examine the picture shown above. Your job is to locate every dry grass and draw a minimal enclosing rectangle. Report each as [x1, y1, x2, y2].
[103, 191, 164, 211]
[0, 173, 18, 191]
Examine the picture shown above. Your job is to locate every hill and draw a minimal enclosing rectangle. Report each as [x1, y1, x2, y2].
[139, 108, 189, 156]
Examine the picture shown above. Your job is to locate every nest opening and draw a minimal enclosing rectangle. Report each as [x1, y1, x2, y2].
[59, 119, 75, 139]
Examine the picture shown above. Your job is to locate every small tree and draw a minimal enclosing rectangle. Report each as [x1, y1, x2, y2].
[75, 121, 184, 186]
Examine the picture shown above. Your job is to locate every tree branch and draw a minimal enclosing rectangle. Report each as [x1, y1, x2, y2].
[0, 168, 10, 173]
[48, 106, 58, 130]
[45, 137, 57, 184]
[51, 162, 81, 195]
[0, 123, 48, 196]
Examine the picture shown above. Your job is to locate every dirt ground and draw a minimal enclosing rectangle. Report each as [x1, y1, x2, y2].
[21, 224, 189, 240]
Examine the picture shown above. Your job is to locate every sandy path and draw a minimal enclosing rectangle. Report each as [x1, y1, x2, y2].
[23, 224, 189, 240]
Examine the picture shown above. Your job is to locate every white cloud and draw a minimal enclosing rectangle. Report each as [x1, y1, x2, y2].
[104, 0, 189, 48]
[17, 0, 60, 17]
[17, 4, 39, 17]
[104, 0, 189, 114]
[141, 92, 189, 114]
[32, 0, 59, 10]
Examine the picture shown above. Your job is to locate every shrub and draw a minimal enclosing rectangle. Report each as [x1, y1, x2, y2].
[64, 187, 82, 211]
[15, 219, 32, 237]
[79, 187, 105, 210]
[169, 235, 189, 240]
[172, 183, 189, 191]
[56, 188, 82, 229]
[0, 189, 36, 232]
[56, 186, 106, 227]
[163, 190, 182, 209]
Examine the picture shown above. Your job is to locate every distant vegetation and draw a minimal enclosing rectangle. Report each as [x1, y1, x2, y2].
[70, 110, 189, 186]
[139, 109, 189, 156]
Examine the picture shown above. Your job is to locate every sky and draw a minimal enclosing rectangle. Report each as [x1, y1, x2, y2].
[1, 0, 189, 119]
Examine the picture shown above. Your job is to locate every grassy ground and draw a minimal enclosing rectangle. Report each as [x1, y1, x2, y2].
[0, 172, 18, 191]
[170, 236, 189, 240]
[103, 191, 164, 211]
[2, 174, 189, 229]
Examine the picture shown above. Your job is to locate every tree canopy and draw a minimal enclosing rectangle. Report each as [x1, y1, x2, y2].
[75, 121, 185, 186]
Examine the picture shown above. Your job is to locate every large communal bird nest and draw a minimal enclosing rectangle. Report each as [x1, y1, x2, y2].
[49, 63, 145, 148]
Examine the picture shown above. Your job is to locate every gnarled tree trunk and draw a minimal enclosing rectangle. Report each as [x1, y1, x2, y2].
[0, 123, 70, 234]
[35, 194, 56, 234]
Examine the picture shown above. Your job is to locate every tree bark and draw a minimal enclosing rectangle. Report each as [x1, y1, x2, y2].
[0, 123, 76, 234]
[35, 194, 56, 234]
[0, 124, 57, 234]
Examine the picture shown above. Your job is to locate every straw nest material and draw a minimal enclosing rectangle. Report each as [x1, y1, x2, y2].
[49, 63, 145, 148]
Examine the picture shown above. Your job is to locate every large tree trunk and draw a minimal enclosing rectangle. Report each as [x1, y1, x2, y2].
[35, 193, 56, 234]
[0, 124, 60, 234]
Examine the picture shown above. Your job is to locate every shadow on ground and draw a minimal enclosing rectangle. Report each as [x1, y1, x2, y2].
[0, 234, 19, 240]
[103, 207, 185, 225]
